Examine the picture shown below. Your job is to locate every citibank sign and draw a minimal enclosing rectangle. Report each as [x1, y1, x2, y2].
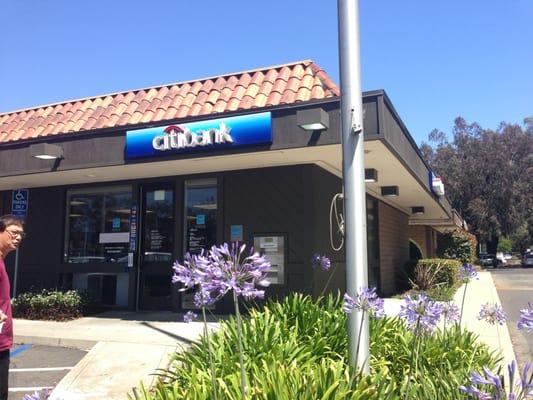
[126, 112, 272, 159]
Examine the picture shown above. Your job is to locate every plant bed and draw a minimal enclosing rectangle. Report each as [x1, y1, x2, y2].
[130, 293, 499, 400]
[12, 289, 90, 321]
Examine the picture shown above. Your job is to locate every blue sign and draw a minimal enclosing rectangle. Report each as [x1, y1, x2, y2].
[129, 205, 138, 252]
[125, 112, 272, 159]
[230, 225, 243, 242]
[11, 189, 29, 218]
[196, 214, 205, 225]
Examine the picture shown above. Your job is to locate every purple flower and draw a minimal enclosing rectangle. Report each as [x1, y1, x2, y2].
[343, 287, 385, 318]
[23, 393, 42, 400]
[460, 263, 478, 282]
[183, 311, 197, 323]
[460, 361, 533, 400]
[172, 243, 271, 308]
[311, 253, 331, 271]
[399, 293, 442, 333]
[439, 301, 460, 325]
[22, 389, 51, 400]
[517, 303, 533, 332]
[478, 303, 507, 325]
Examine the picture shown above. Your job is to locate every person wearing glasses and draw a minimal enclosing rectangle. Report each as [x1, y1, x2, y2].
[0, 214, 25, 399]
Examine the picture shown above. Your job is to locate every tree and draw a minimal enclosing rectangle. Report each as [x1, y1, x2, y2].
[422, 118, 533, 252]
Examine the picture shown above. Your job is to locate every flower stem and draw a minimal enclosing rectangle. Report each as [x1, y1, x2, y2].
[233, 291, 247, 399]
[319, 262, 339, 298]
[355, 309, 365, 364]
[406, 319, 421, 399]
[202, 307, 218, 400]
[459, 281, 468, 329]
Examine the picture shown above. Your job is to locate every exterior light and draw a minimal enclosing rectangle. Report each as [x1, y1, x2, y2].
[411, 206, 425, 215]
[30, 143, 64, 160]
[381, 186, 399, 197]
[364, 168, 378, 183]
[296, 108, 330, 131]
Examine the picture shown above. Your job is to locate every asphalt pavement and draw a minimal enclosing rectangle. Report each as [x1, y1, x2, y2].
[491, 268, 533, 369]
[9, 344, 86, 400]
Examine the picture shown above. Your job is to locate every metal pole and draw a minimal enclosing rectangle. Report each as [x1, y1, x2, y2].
[338, 0, 369, 372]
[13, 248, 19, 298]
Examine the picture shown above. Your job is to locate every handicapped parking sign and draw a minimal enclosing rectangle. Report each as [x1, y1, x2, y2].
[11, 189, 29, 218]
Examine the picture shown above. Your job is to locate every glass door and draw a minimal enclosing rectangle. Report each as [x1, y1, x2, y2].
[139, 185, 174, 310]
[181, 178, 218, 309]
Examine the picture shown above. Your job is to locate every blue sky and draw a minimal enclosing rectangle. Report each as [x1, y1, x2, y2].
[1, 1, 531, 145]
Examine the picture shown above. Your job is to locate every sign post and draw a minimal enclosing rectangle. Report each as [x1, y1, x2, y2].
[11, 189, 29, 298]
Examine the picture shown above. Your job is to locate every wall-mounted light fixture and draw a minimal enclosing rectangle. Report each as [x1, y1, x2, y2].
[364, 168, 378, 183]
[296, 108, 330, 131]
[381, 186, 399, 197]
[411, 206, 425, 215]
[30, 143, 64, 160]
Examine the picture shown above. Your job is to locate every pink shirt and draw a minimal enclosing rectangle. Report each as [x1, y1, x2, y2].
[0, 259, 12, 352]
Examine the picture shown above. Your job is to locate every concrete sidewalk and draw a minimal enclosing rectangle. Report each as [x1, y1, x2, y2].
[14, 311, 220, 399]
[383, 271, 516, 369]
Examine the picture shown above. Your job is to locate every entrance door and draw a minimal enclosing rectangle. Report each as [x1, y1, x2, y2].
[139, 185, 174, 310]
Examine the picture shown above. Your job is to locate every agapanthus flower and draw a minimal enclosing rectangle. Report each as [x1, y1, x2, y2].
[22, 389, 51, 400]
[460, 361, 533, 400]
[460, 263, 478, 282]
[517, 303, 533, 332]
[183, 311, 197, 323]
[311, 253, 331, 271]
[478, 303, 507, 326]
[399, 292, 442, 333]
[172, 243, 271, 308]
[440, 301, 460, 325]
[343, 287, 385, 318]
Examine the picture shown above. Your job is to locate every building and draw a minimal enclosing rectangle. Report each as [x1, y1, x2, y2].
[0, 60, 461, 312]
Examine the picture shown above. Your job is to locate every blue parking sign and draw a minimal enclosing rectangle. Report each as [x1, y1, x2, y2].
[11, 189, 29, 218]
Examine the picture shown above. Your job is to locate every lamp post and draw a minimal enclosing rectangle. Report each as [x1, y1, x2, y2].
[337, 0, 369, 373]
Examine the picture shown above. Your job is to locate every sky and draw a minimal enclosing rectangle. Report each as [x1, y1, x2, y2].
[1, 0, 531, 145]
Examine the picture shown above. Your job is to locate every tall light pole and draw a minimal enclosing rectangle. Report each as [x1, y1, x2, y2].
[337, 0, 369, 372]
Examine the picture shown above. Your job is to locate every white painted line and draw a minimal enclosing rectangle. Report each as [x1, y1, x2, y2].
[9, 386, 53, 392]
[10, 366, 73, 372]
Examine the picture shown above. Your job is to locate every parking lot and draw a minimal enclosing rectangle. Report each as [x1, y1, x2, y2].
[8, 344, 87, 400]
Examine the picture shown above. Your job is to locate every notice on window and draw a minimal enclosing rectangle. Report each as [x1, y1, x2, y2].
[188, 227, 207, 254]
[149, 230, 165, 251]
[99, 232, 130, 243]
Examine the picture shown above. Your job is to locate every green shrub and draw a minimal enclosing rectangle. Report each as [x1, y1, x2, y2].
[437, 230, 477, 263]
[131, 293, 498, 399]
[12, 289, 89, 321]
[402, 258, 461, 294]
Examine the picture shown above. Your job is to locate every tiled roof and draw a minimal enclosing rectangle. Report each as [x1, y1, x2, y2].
[0, 60, 339, 144]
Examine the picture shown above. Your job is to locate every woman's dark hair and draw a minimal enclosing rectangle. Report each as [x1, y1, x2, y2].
[0, 215, 25, 232]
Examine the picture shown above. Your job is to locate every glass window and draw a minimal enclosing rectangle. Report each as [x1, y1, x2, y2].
[64, 186, 133, 263]
[366, 196, 380, 289]
[182, 179, 217, 309]
[184, 179, 218, 254]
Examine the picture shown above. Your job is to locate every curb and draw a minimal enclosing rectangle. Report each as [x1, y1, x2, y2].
[15, 335, 97, 351]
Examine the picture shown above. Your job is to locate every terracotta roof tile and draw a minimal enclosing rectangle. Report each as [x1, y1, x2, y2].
[152, 108, 167, 122]
[266, 91, 282, 106]
[0, 60, 338, 143]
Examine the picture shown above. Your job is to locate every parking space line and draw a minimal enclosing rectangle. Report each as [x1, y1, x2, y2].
[9, 386, 53, 392]
[10, 366, 74, 372]
[10, 343, 32, 357]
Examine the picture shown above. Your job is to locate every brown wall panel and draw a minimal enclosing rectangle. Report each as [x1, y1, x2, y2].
[379, 202, 410, 295]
